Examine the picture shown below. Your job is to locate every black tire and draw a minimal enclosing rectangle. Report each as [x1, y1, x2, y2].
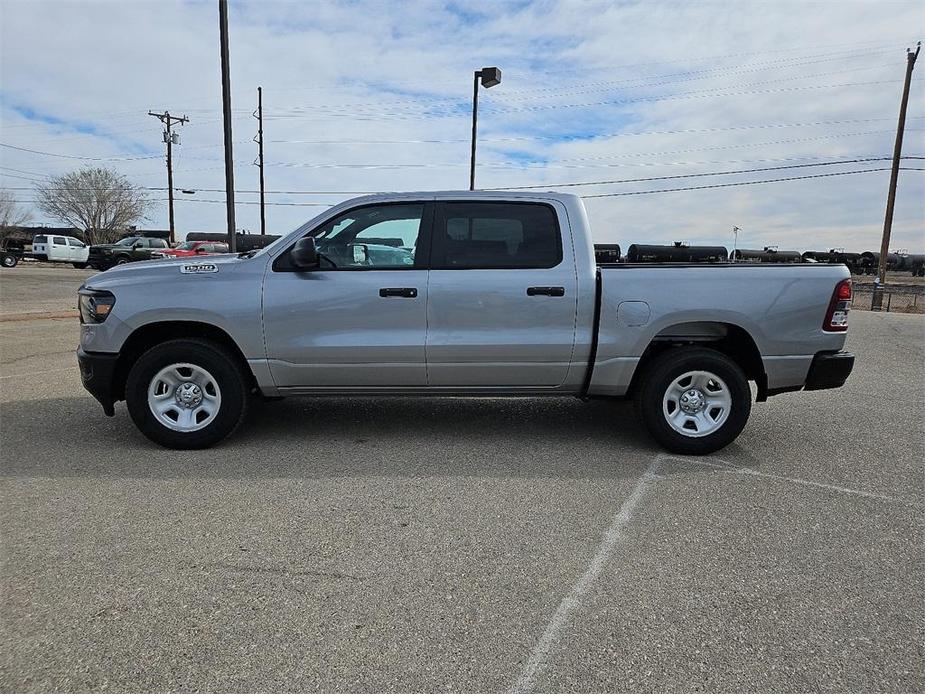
[635, 347, 751, 455]
[116, 256, 130, 265]
[125, 338, 250, 449]
[72, 262, 88, 269]
[1, 253, 18, 268]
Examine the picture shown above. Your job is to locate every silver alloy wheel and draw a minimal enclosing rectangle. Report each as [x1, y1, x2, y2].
[147, 362, 222, 432]
[662, 370, 732, 438]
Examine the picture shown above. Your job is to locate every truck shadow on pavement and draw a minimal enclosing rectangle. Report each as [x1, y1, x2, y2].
[0, 395, 687, 480]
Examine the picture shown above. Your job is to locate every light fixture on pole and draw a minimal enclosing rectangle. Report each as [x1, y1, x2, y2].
[469, 67, 501, 191]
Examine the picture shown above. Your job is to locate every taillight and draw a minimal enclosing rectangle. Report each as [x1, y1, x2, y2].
[823, 279, 852, 332]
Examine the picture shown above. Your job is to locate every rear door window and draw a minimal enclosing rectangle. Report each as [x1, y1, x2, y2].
[432, 202, 561, 269]
[33, 235, 47, 244]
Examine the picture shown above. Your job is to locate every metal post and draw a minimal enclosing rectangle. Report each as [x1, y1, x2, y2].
[218, 0, 236, 252]
[257, 86, 266, 235]
[876, 42, 920, 287]
[469, 71, 480, 191]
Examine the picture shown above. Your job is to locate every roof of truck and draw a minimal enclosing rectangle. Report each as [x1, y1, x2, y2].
[341, 190, 582, 203]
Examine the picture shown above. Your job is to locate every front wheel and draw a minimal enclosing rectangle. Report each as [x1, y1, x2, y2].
[72, 262, 88, 269]
[635, 347, 751, 455]
[115, 256, 130, 265]
[125, 339, 250, 449]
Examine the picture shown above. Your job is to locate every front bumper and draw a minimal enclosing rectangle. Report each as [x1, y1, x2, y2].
[77, 347, 119, 416]
[804, 351, 855, 391]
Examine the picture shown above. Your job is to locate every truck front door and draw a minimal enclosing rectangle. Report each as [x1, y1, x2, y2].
[263, 202, 431, 390]
[425, 200, 578, 388]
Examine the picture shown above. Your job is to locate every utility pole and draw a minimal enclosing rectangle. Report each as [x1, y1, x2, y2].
[876, 41, 920, 293]
[148, 110, 189, 245]
[253, 86, 266, 235]
[218, 0, 236, 252]
[731, 225, 740, 262]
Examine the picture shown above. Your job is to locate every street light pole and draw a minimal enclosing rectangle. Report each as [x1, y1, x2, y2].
[469, 67, 501, 191]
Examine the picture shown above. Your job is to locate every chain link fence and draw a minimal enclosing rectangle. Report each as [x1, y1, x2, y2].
[853, 284, 925, 314]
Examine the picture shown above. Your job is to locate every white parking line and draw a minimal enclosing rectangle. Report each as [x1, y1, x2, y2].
[507, 455, 664, 694]
[671, 456, 921, 506]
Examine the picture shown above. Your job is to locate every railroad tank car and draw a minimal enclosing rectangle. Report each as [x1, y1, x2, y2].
[731, 247, 802, 263]
[626, 243, 728, 263]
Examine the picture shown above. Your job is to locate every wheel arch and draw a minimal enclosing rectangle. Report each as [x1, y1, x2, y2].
[628, 321, 767, 400]
[112, 320, 256, 402]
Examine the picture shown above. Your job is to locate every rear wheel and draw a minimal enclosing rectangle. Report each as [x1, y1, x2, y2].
[1, 253, 18, 268]
[125, 339, 250, 449]
[635, 347, 751, 455]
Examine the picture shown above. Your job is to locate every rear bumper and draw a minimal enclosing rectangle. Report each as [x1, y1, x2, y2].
[77, 347, 119, 416]
[804, 351, 855, 391]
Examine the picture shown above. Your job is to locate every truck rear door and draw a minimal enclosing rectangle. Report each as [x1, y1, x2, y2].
[425, 200, 577, 387]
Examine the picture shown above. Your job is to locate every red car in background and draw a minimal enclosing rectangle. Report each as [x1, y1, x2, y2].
[151, 240, 230, 259]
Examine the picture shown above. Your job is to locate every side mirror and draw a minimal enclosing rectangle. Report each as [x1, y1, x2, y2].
[290, 237, 320, 269]
[195, 247, 206, 254]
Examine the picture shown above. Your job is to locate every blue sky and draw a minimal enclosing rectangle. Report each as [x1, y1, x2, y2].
[1, 0, 923, 252]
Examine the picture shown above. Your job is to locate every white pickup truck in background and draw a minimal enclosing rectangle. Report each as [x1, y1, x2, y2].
[30, 234, 90, 268]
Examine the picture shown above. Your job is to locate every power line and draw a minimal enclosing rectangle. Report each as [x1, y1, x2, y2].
[481, 80, 914, 116]
[9, 157, 921, 194]
[8, 168, 923, 207]
[0, 142, 161, 161]
[486, 157, 913, 190]
[580, 167, 923, 198]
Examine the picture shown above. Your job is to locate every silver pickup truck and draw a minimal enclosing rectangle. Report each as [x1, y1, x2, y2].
[76, 191, 854, 454]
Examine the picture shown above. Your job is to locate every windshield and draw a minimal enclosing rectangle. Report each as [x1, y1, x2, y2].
[174, 241, 197, 251]
[115, 237, 140, 246]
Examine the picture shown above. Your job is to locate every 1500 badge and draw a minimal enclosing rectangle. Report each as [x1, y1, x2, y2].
[180, 263, 219, 274]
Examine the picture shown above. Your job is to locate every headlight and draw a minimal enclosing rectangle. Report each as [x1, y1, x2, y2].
[78, 289, 116, 324]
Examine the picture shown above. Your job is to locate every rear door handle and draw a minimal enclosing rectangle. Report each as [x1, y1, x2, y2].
[527, 286, 565, 297]
[379, 287, 418, 298]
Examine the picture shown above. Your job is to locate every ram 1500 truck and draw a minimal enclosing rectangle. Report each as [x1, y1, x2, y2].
[76, 191, 854, 454]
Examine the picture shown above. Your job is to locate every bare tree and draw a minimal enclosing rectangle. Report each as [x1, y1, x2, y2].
[0, 190, 33, 243]
[34, 167, 151, 245]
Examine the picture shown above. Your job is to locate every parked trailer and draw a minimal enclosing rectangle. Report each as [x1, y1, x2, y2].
[593, 244, 621, 263]
[626, 243, 728, 263]
[732, 247, 802, 263]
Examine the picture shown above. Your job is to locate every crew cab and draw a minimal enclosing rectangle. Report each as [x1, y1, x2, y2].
[76, 192, 854, 454]
[87, 236, 169, 269]
[31, 234, 90, 268]
[151, 240, 229, 259]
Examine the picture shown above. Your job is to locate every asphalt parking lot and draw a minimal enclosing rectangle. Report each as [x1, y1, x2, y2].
[1, 265, 923, 693]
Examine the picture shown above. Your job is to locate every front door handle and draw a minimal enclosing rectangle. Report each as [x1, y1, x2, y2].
[527, 286, 565, 297]
[379, 287, 418, 298]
